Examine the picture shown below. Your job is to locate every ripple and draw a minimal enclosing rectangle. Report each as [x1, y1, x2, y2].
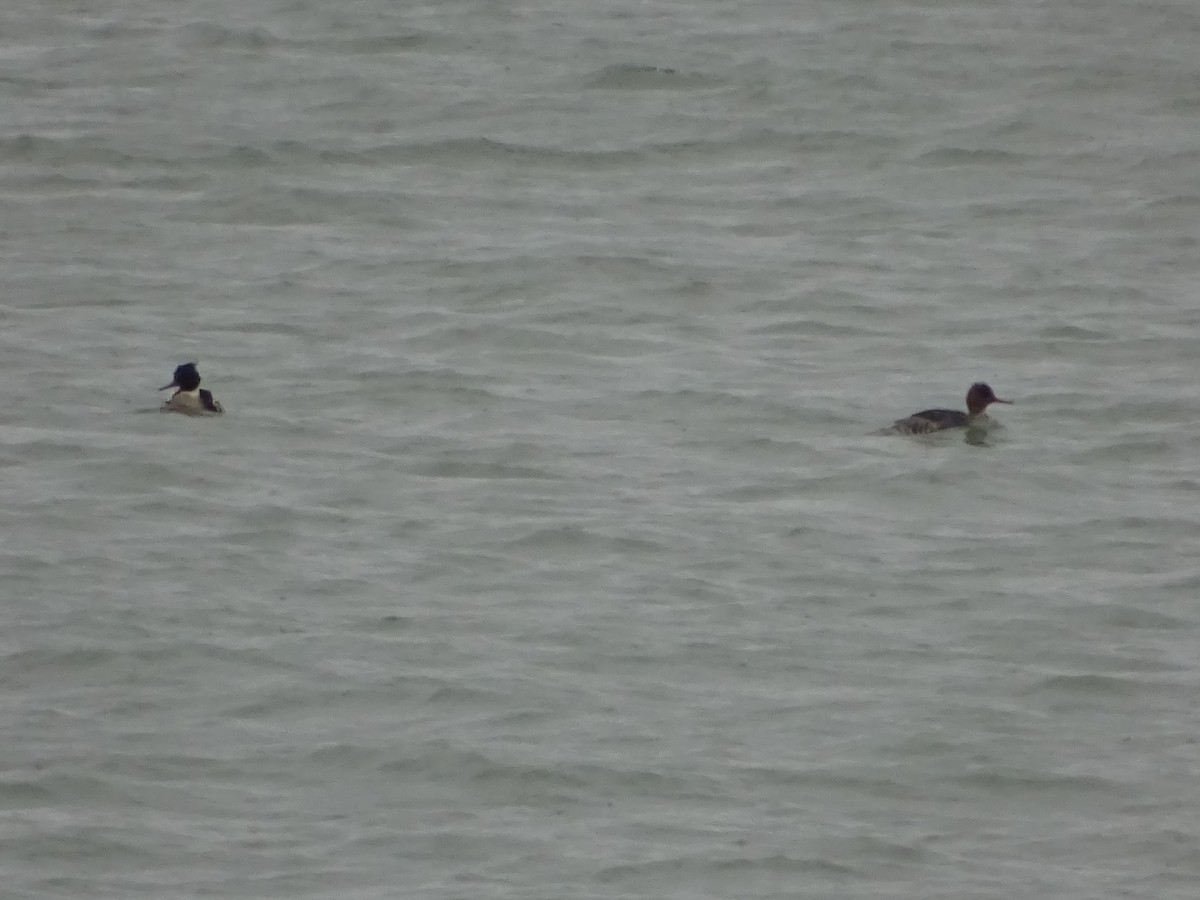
[596, 852, 861, 881]
[1027, 673, 1142, 696]
[499, 525, 666, 555]
[952, 768, 1122, 794]
[916, 146, 1033, 165]
[1098, 605, 1189, 629]
[312, 31, 436, 54]
[416, 459, 560, 480]
[171, 21, 278, 50]
[584, 63, 723, 90]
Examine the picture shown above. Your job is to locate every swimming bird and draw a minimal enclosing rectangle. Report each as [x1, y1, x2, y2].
[160, 362, 224, 416]
[892, 382, 1010, 434]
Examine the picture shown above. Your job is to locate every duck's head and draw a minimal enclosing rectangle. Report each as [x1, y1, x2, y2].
[160, 362, 201, 392]
[966, 382, 1012, 416]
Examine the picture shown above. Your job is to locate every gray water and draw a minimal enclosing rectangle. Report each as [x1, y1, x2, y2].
[3, 1, 1200, 897]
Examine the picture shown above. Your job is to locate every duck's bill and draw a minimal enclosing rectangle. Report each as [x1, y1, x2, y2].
[993, 398, 1013, 404]
[159, 381, 178, 391]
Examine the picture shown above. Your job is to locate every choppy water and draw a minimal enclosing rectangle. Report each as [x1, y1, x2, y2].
[3, 1, 1200, 897]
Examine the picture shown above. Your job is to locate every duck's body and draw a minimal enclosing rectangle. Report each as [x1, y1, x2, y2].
[892, 382, 1010, 435]
[160, 363, 223, 416]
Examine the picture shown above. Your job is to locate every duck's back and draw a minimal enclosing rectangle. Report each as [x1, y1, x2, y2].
[198, 388, 224, 414]
[892, 408, 968, 434]
[165, 389, 223, 416]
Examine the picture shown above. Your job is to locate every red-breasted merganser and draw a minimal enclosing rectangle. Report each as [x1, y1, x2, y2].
[892, 382, 1011, 434]
[160, 362, 224, 416]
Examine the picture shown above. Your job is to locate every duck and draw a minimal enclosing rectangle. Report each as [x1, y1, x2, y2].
[160, 362, 224, 416]
[892, 382, 1010, 434]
